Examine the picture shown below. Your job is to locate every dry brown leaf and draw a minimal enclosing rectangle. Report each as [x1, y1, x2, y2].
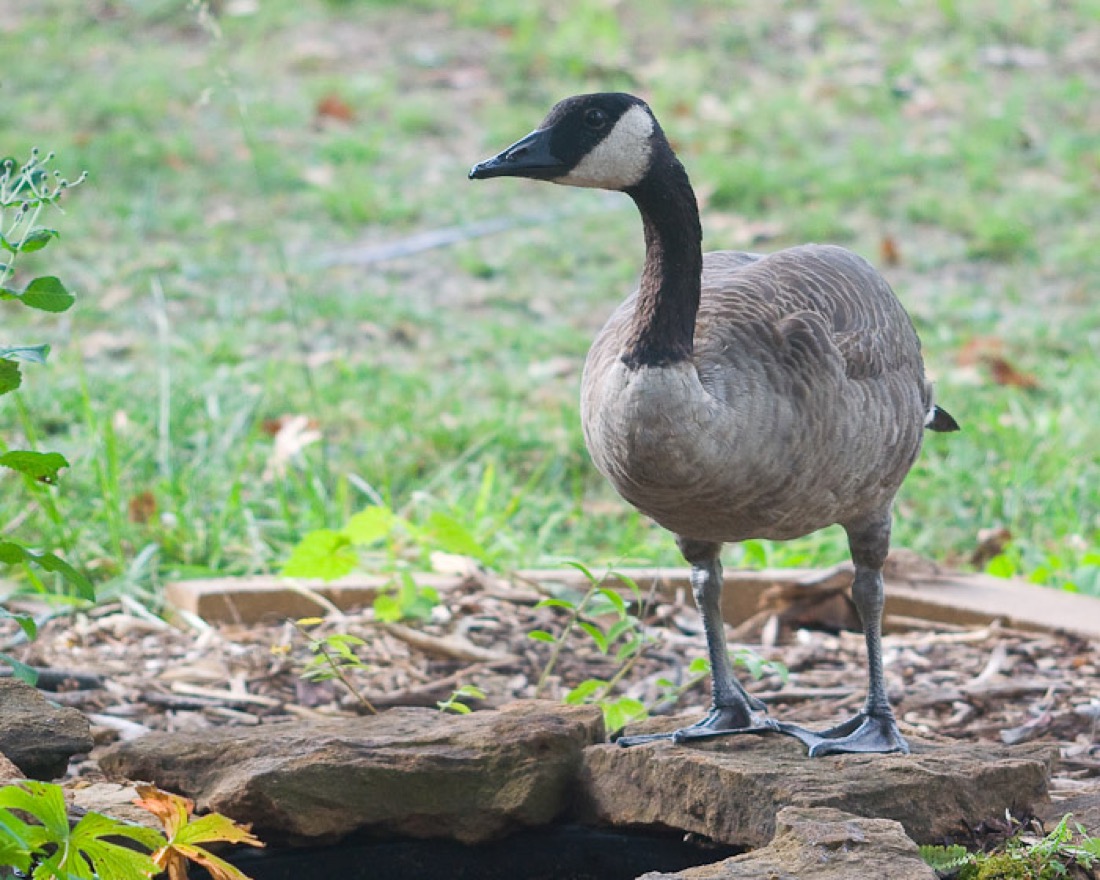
[128, 491, 157, 524]
[880, 234, 901, 267]
[971, 526, 1012, 569]
[955, 336, 1005, 366]
[983, 355, 1040, 390]
[315, 93, 354, 123]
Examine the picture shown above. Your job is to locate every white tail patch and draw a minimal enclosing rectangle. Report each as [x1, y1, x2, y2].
[559, 104, 654, 190]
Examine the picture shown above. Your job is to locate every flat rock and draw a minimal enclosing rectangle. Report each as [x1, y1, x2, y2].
[101, 701, 603, 844]
[0, 678, 93, 780]
[67, 782, 161, 830]
[640, 806, 937, 879]
[578, 730, 1053, 848]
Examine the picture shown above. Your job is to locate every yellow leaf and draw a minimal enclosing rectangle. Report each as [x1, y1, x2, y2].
[134, 784, 263, 880]
[175, 844, 259, 880]
[133, 784, 192, 838]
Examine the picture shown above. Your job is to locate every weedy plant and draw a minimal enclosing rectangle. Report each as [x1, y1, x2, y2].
[437, 684, 487, 714]
[0, 779, 261, 880]
[291, 617, 377, 714]
[920, 814, 1100, 879]
[528, 562, 652, 733]
[0, 150, 91, 683]
[528, 562, 789, 735]
[280, 501, 498, 623]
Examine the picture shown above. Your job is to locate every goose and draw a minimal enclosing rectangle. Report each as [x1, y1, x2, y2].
[469, 93, 958, 756]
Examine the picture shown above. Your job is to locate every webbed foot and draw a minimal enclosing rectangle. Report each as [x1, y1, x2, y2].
[615, 705, 778, 747]
[775, 711, 909, 757]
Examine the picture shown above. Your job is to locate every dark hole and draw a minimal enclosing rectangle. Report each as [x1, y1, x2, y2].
[189, 824, 742, 880]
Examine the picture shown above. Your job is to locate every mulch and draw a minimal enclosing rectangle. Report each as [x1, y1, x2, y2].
[4, 568, 1098, 813]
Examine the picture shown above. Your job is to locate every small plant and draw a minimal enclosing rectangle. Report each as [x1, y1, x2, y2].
[919, 814, 1100, 879]
[529, 562, 790, 734]
[528, 562, 653, 734]
[0, 149, 91, 683]
[0, 779, 260, 879]
[281, 502, 494, 623]
[293, 617, 377, 714]
[920, 843, 972, 875]
[437, 684, 487, 715]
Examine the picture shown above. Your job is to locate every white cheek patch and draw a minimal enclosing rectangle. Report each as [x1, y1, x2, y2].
[559, 104, 654, 190]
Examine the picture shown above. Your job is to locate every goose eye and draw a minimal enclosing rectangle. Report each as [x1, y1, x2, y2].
[584, 108, 608, 129]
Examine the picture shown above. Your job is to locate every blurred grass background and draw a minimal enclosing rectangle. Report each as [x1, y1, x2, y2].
[1, 0, 1098, 602]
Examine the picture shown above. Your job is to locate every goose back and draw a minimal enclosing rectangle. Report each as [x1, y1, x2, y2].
[581, 243, 932, 544]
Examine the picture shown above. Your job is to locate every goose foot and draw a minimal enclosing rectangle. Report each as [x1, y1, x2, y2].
[615, 705, 778, 747]
[775, 712, 909, 757]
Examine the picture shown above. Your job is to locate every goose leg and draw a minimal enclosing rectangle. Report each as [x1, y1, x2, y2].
[617, 539, 776, 747]
[776, 515, 909, 756]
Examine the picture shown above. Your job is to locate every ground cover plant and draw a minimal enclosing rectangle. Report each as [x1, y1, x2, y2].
[0, 780, 260, 880]
[0, 0, 1096, 609]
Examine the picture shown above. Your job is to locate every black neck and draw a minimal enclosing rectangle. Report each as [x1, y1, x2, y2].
[620, 155, 703, 369]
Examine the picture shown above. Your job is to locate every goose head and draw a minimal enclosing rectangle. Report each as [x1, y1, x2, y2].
[469, 92, 661, 191]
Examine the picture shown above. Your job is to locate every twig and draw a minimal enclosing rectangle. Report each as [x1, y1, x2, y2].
[382, 622, 516, 665]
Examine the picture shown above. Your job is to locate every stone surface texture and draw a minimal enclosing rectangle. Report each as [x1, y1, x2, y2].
[0, 678, 93, 780]
[578, 732, 1054, 848]
[639, 807, 938, 879]
[101, 701, 603, 844]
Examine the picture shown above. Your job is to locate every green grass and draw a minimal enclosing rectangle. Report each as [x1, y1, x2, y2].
[1, 0, 1098, 602]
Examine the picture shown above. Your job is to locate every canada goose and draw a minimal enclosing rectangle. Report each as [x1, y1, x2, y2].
[470, 93, 958, 756]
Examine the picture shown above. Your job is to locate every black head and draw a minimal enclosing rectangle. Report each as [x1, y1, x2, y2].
[469, 93, 662, 191]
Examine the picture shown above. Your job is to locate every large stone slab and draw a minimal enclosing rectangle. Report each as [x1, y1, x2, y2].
[577, 732, 1053, 848]
[640, 807, 937, 879]
[100, 701, 603, 844]
[0, 678, 93, 780]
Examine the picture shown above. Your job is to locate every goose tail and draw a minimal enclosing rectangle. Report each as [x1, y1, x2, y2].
[925, 405, 960, 433]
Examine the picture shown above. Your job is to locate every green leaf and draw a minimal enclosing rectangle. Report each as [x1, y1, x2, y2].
[563, 559, 597, 584]
[342, 506, 397, 546]
[564, 679, 604, 704]
[0, 653, 39, 685]
[372, 593, 402, 623]
[421, 511, 489, 561]
[0, 344, 50, 364]
[0, 359, 21, 396]
[0, 607, 37, 640]
[0, 450, 69, 483]
[688, 657, 711, 675]
[16, 228, 58, 253]
[577, 621, 609, 653]
[597, 587, 627, 615]
[918, 843, 971, 871]
[0, 813, 33, 873]
[534, 598, 575, 611]
[985, 553, 1016, 578]
[527, 629, 556, 643]
[455, 685, 486, 700]
[604, 618, 636, 645]
[0, 543, 93, 600]
[64, 810, 162, 879]
[0, 781, 69, 842]
[614, 636, 645, 662]
[281, 529, 357, 581]
[0, 232, 12, 254]
[19, 277, 75, 313]
[609, 570, 641, 600]
[602, 697, 647, 735]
